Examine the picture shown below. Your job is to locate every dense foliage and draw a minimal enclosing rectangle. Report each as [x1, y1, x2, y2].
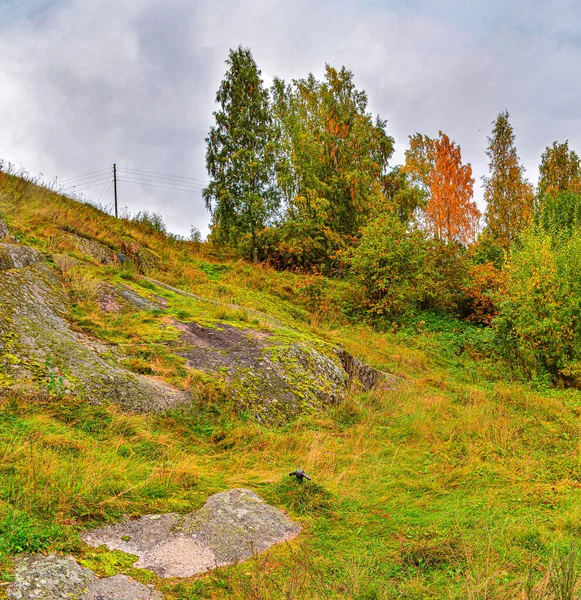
[203, 47, 581, 389]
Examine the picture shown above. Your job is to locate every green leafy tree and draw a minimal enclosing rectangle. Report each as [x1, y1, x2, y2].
[271, 65, 394, 266]
[483, 110, 534, 248]
[203, 46, 279, 259]
[536, 190, 581, 235]
[349, 214, 468, 318]
[349, 214, 429, 317]
[495, 227, 581, 384]
[403, 133, 435, 196]
[381, 166, 427, 225]
[538, 140, 581, 198]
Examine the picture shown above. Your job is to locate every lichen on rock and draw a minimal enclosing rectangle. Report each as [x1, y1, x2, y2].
[175, 320, 346, 424]
[0, 246, 189, 412]
[82, 488, 301, 578]
[64, 232, 117, 265]
[0, 243, 41, 271]
[98, 283, 161, 313]
[335, 346, 403, 391]
[8, 554, 161, 600]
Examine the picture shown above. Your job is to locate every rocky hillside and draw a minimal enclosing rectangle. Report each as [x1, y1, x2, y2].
[2, 173, 581, 599]
[0, 210, 398, 425]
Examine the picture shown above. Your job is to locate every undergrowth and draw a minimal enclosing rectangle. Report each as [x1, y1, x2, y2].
[2, 173, 581, 598]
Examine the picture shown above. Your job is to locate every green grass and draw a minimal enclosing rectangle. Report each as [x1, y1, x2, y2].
[2, 173, 581, 598]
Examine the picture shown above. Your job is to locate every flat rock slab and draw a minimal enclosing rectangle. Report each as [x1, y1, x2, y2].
[82, 488, 301, 578]
[8, 554, 161, 599]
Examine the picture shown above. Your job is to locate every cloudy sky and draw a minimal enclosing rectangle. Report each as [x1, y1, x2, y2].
[1, 0, 580, 237]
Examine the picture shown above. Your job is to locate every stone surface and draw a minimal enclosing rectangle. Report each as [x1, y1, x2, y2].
[0, 219, 9, 239]
[63, 231, 160, 273]
[84, 574, 162, 600]
[98, 283, 160, 313]
[0, 247, 190, 412]
[120, 239, 160, 274]
[0, 244, 40, 270]
[66, 233, 117, 265]
[82, 488, 301, 578]
[335, 347, 403, 391]
[150, 277, 402, 424]
[175, 320, 347, 425]
[8, 555, 161, 599]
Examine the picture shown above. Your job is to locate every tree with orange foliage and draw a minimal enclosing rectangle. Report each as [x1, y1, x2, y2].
[483, 111, 534, 248]
[425, 132, 480, 244]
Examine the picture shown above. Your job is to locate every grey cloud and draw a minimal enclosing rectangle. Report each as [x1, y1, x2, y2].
[1, 0, 581, 234]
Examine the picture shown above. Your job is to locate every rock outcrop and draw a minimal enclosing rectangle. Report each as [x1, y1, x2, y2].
[62, 231, 160, 273]
[175, 320, 347, 424]
[335, 347, 402, 391]
[82, 488, 301, 578]
[0, 243, 189, 411]
[0, 219, 10, 240]
[65, 232, 117, 265]
[0, 238, 401, 422]
[8, 555, 162, 600]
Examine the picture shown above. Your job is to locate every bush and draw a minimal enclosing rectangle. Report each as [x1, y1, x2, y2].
[130, 210, 167, 234]
[536, 190, 581, 235]
[258, 219, 345, 273]
[349, 214, 428, 318]
[349, 214, 469, 319]
[495, 227, 581, 384]
[462, 262, 505, 325]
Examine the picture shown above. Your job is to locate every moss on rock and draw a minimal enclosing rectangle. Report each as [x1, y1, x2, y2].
[0, 248, 190, 412]
[8, 555, 162, 599]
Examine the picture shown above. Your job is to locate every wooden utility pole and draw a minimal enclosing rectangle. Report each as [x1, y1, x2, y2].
[113, 163, 118, 218]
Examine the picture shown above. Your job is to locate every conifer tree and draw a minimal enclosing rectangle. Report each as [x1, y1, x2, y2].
[203, 46, 278, 259]
[483, 110, 533, 248]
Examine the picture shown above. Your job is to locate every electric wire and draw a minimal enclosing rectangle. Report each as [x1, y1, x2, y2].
[116, 177, 203, 193]
[60, 167, 110, 184]
[96, 175, 114, 205]
[116, 177, 204, 191]
[117, 167, 208, 185]
[64, 176, 112, 190]
[67, 176, 112, 190]
[65, 178, 112, 193]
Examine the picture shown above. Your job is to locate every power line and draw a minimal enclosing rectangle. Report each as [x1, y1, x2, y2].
[60, 167, 110, 184]
[96, 175, 114, 205]
[117, 176, 204, 191]
[116, 177, 203, 193]
[67, 176, 111, 190]
[117, 167, 208, 186]
[117, 171, 204, 186]
[66, 178, 112, 192]
[63, 175, 112, 190]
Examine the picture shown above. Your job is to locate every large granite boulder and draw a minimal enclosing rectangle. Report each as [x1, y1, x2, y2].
[8, 554, 161, 599]
[82, 488, 301, 578]
[0, 244, 189, 411]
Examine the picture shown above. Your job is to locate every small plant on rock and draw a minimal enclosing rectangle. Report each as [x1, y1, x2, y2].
[44, 358, 64, 398]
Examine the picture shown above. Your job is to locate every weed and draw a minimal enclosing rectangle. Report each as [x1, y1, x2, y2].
[44, 358, 64, 398]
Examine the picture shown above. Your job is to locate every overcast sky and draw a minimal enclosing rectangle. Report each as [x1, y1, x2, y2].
[1, 0, 580, 237]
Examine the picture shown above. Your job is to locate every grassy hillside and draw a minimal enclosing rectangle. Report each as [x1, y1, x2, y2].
[1, 173, 581, 599]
